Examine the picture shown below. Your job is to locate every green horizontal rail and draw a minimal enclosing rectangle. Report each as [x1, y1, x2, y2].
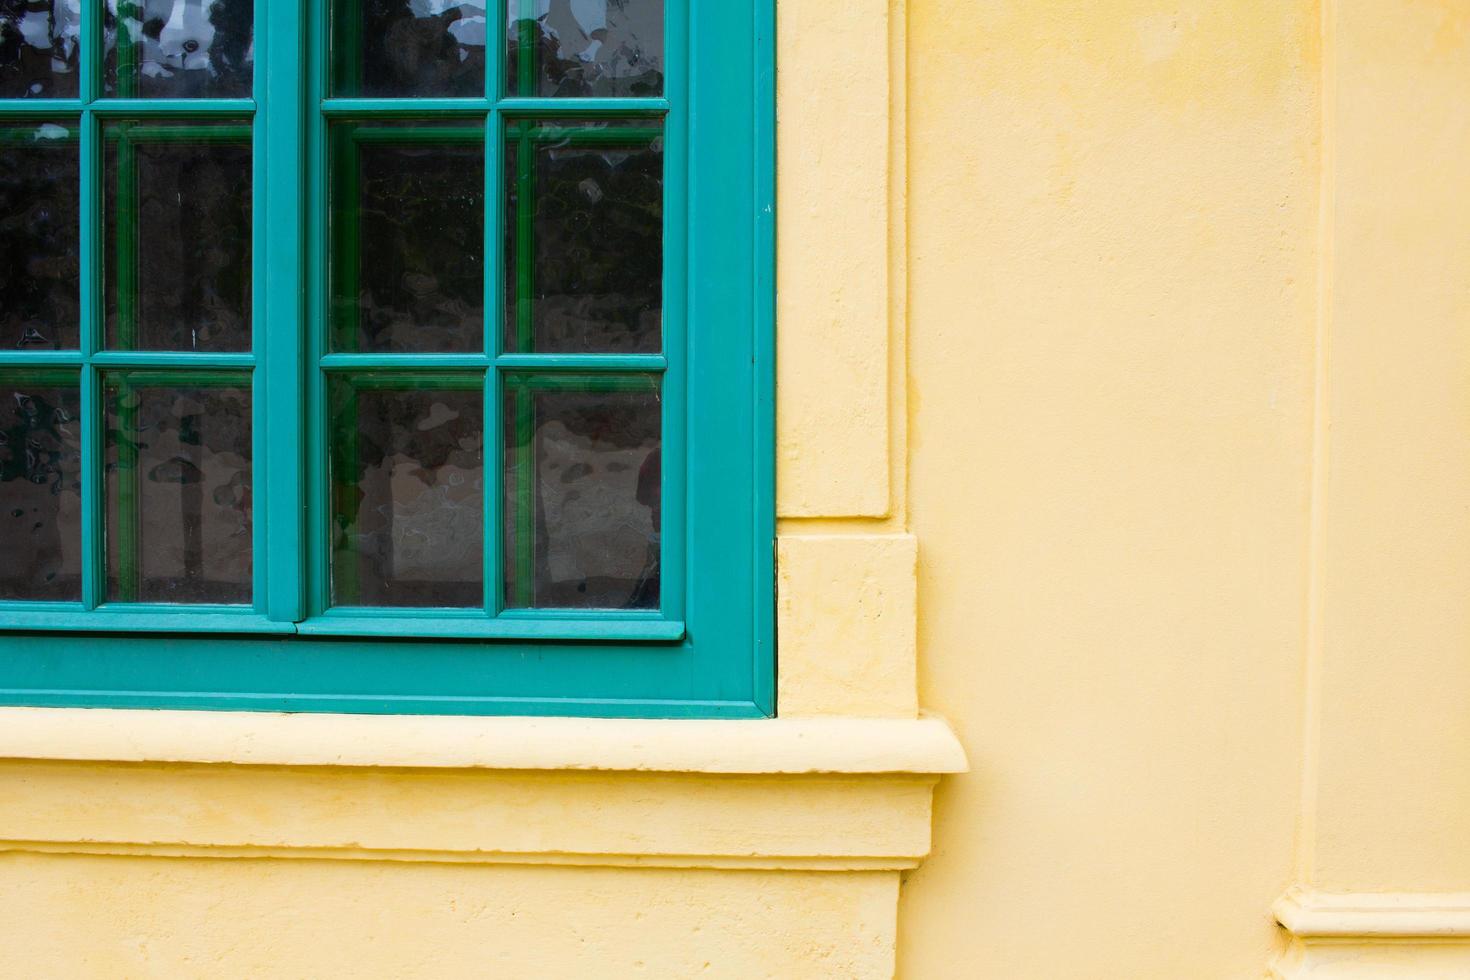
[502, 372, 660, 393]
[101, 368, 251, 388]
[91, 99, 256, 116]
[103, 124, 252, 143]
[92, 351, 255, 369]
[0, 352, 84, 368]
[330, 370, 485, 391]
[0, 99, 85, 116]
[320, 353, 488, 371]
[0, 366, 80, 385]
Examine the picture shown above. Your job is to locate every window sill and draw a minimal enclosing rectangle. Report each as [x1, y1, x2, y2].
[0, 706, 965, 774]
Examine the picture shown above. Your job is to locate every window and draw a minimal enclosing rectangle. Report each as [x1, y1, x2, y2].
[0, 0, 773, 717]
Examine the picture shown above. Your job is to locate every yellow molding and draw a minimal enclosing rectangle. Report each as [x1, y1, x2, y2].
[0, 761, 943, 871]
[1275, 888, 1470, 939]
[0, 707, 964, 773]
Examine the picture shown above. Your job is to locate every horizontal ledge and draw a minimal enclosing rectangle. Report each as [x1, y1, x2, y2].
[295, 614, 685, 642]
[0, 840, 923, 873]
[0, 707, 968, 775]
[1275, 887, 1470, 939]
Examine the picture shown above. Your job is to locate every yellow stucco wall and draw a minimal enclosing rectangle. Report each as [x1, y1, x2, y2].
[899, 1, 1318, 975]
[0, 2, 1467, 978]
[899, 1, 1470, 977]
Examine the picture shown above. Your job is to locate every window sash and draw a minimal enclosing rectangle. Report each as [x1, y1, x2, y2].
[0, 0, 773, 718]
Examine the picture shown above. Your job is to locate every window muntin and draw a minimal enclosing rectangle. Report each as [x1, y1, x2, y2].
[0, 0, 771, 717]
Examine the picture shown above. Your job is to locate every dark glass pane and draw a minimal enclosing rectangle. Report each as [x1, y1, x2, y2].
[504, 118, 661, 353]
[0, 373, 81, 600]
[507, 0, 662, 98]
[0, 0, 80, 98]
[104, 119, 252, 352]
[330, 120, 484, 353]
[330, 376, 483, 608]
[0, 121, 79, 351]
[105, 376, 252, 604]
[330, 0, 485, 97]
[104, 0, 253, 98]
[503, 376, 659, 609]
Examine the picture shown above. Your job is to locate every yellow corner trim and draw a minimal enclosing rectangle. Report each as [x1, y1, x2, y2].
[0, 707, 967, 775]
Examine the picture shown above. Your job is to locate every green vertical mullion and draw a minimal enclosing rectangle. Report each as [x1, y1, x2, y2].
[306, 0, 331, 615]
[115, 0, 137, 98]
[659, 0, 689, 626]
[79, 107, 101, 609]
[79, 0, 99, 102]
[261, 0, 306, 622]
[484, 108, 502, 613]
[515, 0, 537, 97]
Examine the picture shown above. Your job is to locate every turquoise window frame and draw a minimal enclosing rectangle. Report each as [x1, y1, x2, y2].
[0, 0, 775, 718]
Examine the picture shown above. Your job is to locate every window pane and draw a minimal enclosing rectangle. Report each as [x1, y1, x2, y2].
[330, 0, 486, 98]
[105, 376, 252, 604]
[104, 119, 252, 352]
[0, 0, 80, 98]
[506, 0, 663, 98]
[104, 0, 254, 98]
[0, 373, 81, 601]
[504, 118, 661, 354]
[330, 120, 484, 353]
[0, 121, 80, 351]
[503, 375, 659, 610]
[330, 376, 483, 608]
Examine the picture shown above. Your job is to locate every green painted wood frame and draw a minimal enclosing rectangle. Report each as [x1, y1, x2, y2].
[0, 0, 776, 718]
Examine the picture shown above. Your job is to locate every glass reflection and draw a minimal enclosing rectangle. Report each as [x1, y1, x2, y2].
[104, 119, 252, 352]
[504, 118, 662, 353]
[0, 374, 81, 601]
[330, 0, 486, 98]
[329, 120, 484, 353]
[0, 121, 80, 351]
[0, 0, 80, 98]
[104, 0, 253, 98]
[330, 376, 483, 608]
[105, 377, 252, 604]
[503, 376, 660, 610]
[507, 0, 663, 98]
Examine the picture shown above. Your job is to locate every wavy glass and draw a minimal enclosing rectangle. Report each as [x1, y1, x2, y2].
[330, 0, 486, 98]
[0, 0, 80, 98]
[104, 0, 254, 98]
[506, 0, 663, 98]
